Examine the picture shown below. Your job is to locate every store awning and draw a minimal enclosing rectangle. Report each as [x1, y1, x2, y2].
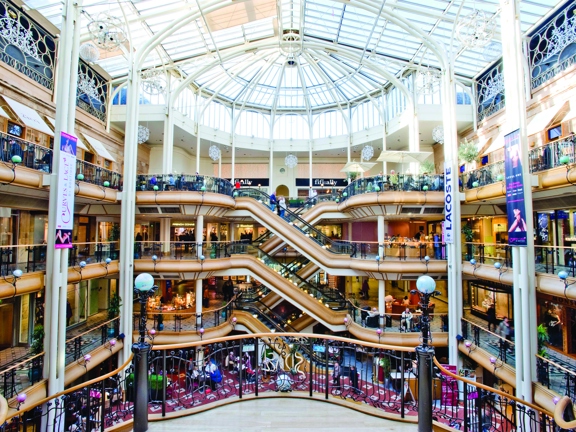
[82, 134, 116, 162]
[0, 106, 10, 119]
[45, 117, 88, 150]
[1, 95, 54, 136]
[481, 133, 505, 155]
[526, 102, 567, 136]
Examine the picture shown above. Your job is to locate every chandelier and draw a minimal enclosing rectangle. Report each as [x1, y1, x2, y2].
[418, 67, 441, 95]
[456, 9, 495, 49]
[361, 145, 374, 161]
[79, 42, 100, 62]
[432, 126, 444, 144]
[87, 14, 127, 51]
[280, 31, 302, 56]
[208, 145, 221, 161]
[141, 69, 166, 95]
[285, 153, 298, 169]
[137, 125, 150, 144]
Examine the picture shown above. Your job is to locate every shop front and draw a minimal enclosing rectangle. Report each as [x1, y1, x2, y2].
[537, 293, 576, 355]
[468, 279, 513, 324]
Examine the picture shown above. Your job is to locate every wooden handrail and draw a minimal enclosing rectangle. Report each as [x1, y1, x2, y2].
[0, 352, 44, 376]
[433, 357, 553, 416]
[0, 394, 8, 426]
[553, 396, 576, 429]
[5, 354, 134, 422]
[65, 317, 119, 343]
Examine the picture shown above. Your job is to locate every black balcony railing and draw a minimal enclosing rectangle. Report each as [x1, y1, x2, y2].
[0, 132, 52, 172]
[340, 174, 444, 201]
[460, 161, 504, 191]
[76, 159, 122, 190]
[0, 334, 561, 432]
[529, 136, 576, 173]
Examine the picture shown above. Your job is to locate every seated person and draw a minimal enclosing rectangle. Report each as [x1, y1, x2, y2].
[366, 307, 380, 327]
[401, 296, 410, 306]
[400, 308, 413, 332]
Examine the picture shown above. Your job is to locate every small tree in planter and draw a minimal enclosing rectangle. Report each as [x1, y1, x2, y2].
[108, 292, 122, 336]
[420, 160, 436, 175]
[29, 324, 45, 382]
[462, 224, 475, 260]
[458, 139, 479, 170]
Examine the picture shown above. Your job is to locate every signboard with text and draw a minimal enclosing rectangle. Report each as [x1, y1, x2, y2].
[444, 161, 455, 244]
[504, 129, 527, 246]
[295, 178, 347, 187]
[55, 132, 77, 249]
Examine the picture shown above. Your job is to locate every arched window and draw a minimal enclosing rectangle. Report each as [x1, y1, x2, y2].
[235, 110, 270, 138]
[312, 110, 348, 138]
[273, 114, 310, 140]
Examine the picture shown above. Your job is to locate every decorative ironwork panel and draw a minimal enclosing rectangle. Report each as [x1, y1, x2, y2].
[0, 0, 55, 90]
[77, 59, 108, 122]
[475, 60, 505, 123]
[528, 3, 576, 89]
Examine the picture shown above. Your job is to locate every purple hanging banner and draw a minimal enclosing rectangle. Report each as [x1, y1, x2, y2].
[55, 132, 78, 249]
[504, 129, 527, 246]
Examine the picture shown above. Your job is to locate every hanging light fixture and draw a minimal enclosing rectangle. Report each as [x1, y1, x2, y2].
[137, 125, 150, 144]
[285, 153, 298, 169]
[361, 145, 374, 161]
[79, 42, 100, 62]
[86, 13, 127, 51]
[432, 126, 444, 144]
[418, 67, 441, 95]
[141, 69, 166, 95]
[456, 9, 495, 49]
[208, 145, 221, 161]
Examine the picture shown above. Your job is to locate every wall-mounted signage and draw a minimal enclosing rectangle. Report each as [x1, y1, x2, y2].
[227, 178, 269, 187]
[295, 178, 347, 187]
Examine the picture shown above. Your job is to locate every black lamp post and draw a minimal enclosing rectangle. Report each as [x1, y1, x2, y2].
[132, 273, 157, 432]
[414, 275, 437, 432]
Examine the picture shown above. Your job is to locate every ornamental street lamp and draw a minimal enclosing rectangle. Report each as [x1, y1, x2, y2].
[414, 275, 438, 432]
[133, 273, 157, 432]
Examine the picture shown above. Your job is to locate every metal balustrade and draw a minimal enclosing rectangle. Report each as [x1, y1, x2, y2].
[529, 136, 576, 173]
[0, 132, 52, 173]
[461, 318, 516, 368]
[0, 334, 562, 432]
[76, 159, 122, 190]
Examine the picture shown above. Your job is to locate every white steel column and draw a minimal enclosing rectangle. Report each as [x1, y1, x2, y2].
[45, 0, 80, 396]
[118, 67, 142, 366]
[196, 279, 203, 327]
[378, 215, 384, 260]
[196, 215, 204, 258]
[442, 66, 463, 366]
[309, 141, 313, 187]
[162, 108, 174, 173]
[378, 280, 385, 327]
[269, 140, 274, 192]
[160, 218, 171, 255]
[500, 0, 536, 402]
[196, 127, 201, 174]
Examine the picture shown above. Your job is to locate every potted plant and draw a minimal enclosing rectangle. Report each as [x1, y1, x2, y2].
[458, 139, 479, 169]
[29, 324, 44, 382]
[149, 373, 167, 401]
[462, 224, 475, 260]
[419, 160, 436, 175]
[108, 292, 122, 336]
[537, 324, 549, 358]
[378, 357, 391, 387]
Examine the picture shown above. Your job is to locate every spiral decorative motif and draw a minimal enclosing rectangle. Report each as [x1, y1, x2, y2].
[456, 9, 495, 49]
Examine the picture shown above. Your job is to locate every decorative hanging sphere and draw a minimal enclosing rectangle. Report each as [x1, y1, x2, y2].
[285, 153, 298, 168]
[77, 173, 84, 180]
[482, 41, 502, 62]
[361, 145, 374, 161]
[153, 185, 159, 191]
[137, 125, 150, 144]
[432, 125, 444, 144]
[456, 9, 495, 49]
[208, 145, 221, 161]
[79, 42, 100, 62]
[103, 181, 110, 187]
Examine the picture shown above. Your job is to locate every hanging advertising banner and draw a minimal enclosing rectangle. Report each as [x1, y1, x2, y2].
[444, 161, 454, 244]
[55, 132, 77, 249]
[504, 129, 527, 246]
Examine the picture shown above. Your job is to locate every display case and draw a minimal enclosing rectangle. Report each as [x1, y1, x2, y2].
[469, 280, 513, 321]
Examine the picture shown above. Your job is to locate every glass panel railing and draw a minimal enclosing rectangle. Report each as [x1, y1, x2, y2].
[65, 317, 119, 366]
[461, 318, 516, 369]
[536, 354, 576, 401]
[460, 161, 505, 191]
[340, 174, 445, 201]
[76, 159, 122, 190]
[462, 242, 576, 277]
[0, 132, 52, 173]
[136, 173, 234, 195]
[529, 136, 576, 173]
[0, 242, 119, 277]
[0, 352, 44, 399]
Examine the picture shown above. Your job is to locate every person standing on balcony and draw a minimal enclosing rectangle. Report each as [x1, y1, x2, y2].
[278, 196, 287, 219]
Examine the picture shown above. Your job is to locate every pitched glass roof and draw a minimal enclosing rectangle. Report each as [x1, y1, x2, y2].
[24, 0, 564, 112]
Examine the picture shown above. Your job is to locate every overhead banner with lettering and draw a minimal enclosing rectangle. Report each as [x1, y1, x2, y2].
[55, 132, 77, 249]
[295, 178, 348, 187]
[444, 161, 454, 244]
[504, 129, 527, 246]
[227, 178, 269, 187]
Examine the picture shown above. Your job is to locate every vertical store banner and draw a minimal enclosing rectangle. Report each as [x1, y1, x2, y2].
[504, 129, 527, 246]
[55, 132, 77, 249]
[444, 161, 454, 244]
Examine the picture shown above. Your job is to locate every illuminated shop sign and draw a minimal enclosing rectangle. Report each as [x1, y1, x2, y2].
[295, 178, 347, 187]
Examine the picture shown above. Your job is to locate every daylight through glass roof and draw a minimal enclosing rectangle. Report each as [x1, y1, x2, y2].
[24, 0, 564, 112]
